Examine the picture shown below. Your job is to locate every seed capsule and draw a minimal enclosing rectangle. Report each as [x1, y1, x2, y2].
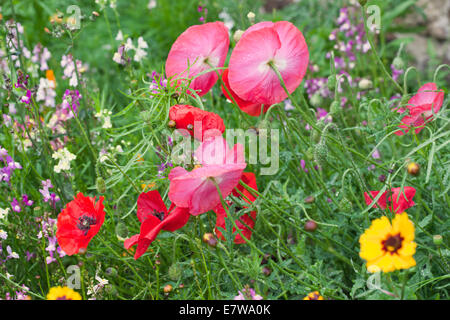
[304, 220, 317, 232]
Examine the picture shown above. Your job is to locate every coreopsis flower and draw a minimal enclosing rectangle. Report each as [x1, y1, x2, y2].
[214, 172, 258, 244]
[168, 104, 225, 141]
[52, 147, 76, 173]
[124, 190, 190, 260]
[228, 21, 309, 105]
[364, 187, 416, 214]
[56, 193, 105, 255]
[168, 136, 246, 215]
[359, 212, 416, 273]
[46, 286, 82, 300]
[165, 22, 230, 97]
[395, 83, 444, 136]
[221, 69, 267, 117]
[303, 291, 324, 300]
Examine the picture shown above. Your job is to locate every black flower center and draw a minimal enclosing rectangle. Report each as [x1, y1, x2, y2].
[77, 215, 97, 235]
[382, 233, 404, 254]
[153, 211, 165, 221]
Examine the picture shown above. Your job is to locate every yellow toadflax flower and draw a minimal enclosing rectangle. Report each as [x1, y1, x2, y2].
[359, 212, 416, 273]
[47, 286, 82, 300]
[303, 291, 324, 300]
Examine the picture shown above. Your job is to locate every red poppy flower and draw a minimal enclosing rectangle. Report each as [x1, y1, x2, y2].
[124, 190, 190, 260]
[228, 21, 309, 106]
[395, 83, 444, 136]
[221, 69, 269, 117]
[214, 172, 258, 244]
[56, 193, 105, 256]
[165, 21, 229, 97]
[169, 104, 225, 141]
[364, 187, 416, 214]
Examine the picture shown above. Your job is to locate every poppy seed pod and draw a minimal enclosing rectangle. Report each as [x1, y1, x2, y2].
[407, 162, 420, 176]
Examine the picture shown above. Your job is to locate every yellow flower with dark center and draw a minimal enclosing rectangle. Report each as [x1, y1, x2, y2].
[46, 286, 82, 300]
[303, 291, 324, 300]
[359, 212, 416, 273]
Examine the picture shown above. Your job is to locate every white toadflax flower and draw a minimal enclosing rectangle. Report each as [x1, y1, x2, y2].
[0, 207, 9, 220]
[52, 148, 76, 173]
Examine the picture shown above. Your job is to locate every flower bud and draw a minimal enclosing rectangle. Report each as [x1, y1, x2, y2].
[304, 220, 317, 232]
[233, 29, 244, 43]
[310, 93, 323, 108]
[358, 78, 373, 90]
[393, 57, 405, 70]
[202, 233, 217, 247]
[262, 266, 272, 276]
[358, 0, 368, 6]
[96, 177, 106, 194]
[313, 142, 328, 167]
[304, 196, 315, 204]
[168, 119, 176, 128]
[163, 284, 173, 294]
[115, 222, 129, 241]
[330, 100, 340, 115]
[105, 267, 118, 277]
[339, 197, 352, 213]
[140, 110, 152, 122]
[247, 12, 255, 24]
[168, 263, 182, 281]
[407, 162, 420, 176]
[327, 75, 336, 91]
[433, 235, 443, 246]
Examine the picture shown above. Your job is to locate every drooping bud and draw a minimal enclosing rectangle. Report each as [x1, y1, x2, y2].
[96, 177, 106, 194]
[393, 57, 405, 70]
[339, 197, 353, 213]
[327, 75, 337, 91]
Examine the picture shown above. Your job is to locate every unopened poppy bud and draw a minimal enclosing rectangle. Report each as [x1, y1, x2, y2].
[327, 75, 336, 91]
[105, 267, 118, 277]
[378, 174, 387, 183]
[304, 220, 317, 232]
[313, 142, 328, 167]
[202, 233, 217, 247]
[163, 284, 173, 294]
[168, 119, 176, 128]
[393, 57, 405, 70]
[433, 235, 443, 246]
[115, 222, 128, 241]
[310, 93, 323, 108]
[304, 195, 315, 204]
[233, 29, 244, 43]
[358, 78, 373, 90]
[262, 266, 272, 276]
[330, 100, 340, 115]
[407, 162, 420, 176]
[339, 197, 352, 213]
[247, 12, 255, 24]
[96, 177, 106, 194]
[168, 264, 182, 280]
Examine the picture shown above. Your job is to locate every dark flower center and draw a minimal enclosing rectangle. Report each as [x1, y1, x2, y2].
[56, 296, 68, 300]
[153, 211, 165, 221]
[77, 215, 97, 235]
[382, 233, 404, 254]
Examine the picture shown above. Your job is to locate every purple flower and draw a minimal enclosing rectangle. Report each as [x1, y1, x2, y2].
[22, 194, 34, 206]
[11, 198, 21, 213]
[234, 287, 263, 300]
[20, 90, 32, 104]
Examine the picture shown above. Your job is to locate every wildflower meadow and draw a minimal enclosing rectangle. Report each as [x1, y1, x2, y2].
[0, 0, 449, 304]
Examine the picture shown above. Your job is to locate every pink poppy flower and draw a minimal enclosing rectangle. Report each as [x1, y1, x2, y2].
[168, 137, 246, 215]
[124, 190, 190, 260]
[364, 187, 416, 214]
[228, 21, 309, 106]
[395, 83, 444, 136]
[165, 21, 230, 97]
